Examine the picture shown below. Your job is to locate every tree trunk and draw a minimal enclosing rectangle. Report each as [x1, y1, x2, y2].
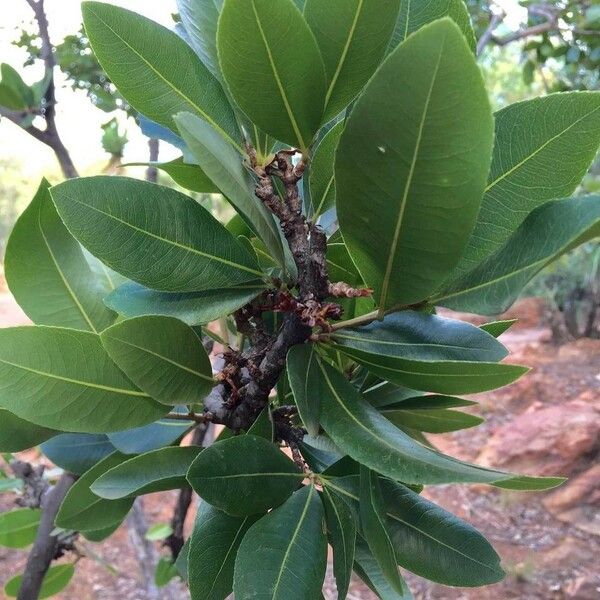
[16, 473, 77, 600]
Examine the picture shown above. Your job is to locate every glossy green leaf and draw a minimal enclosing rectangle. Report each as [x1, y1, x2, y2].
[0, 508, 41, 548]
[108, 412, 193, 455]
[56, 452, 134, 531]
[82, 1, 240, 149]
[309, 122, 343, 218]
[390, 0, 476, 52]
[81, 521, 121, 542]
[322, 486, 356, 600]
[4, 564, 75, 599]
[0, 327, 167, 433]
[175, 111, 286, 268]
[381, 407, 483, 433]
[218, 0, 327, 150]
[455, 92, 600, 274]
[0, 83, 25, 110]
[336, 19, 493, 309]
[359, 467, 405, 594]
[91, 446, 200, 499]
[0, 410, 57, 452]
[0, 64, 32, 107]
[187, 435, 303, 516]
[287, 344, 322, 437]
[353, 538, 412, 600]
[480, 319, 518, 337]
[189, 502, 258, 600]
[177, 0, 223, 79]
[332, 311, 508, 362]
[5, 179, 115, 333]
[145, 523, 173, 541]
[304, 0, 400, 121]
[101, 316, 213, 406]
[234, 485, 327, 600]
[51, 176, 264, 292]
[383, 395, 477, 410]
[41, 434, 115, 475]
[317, 357, 559, 488]
[333, 347, 526, 395]
[104, 281, 265, 326]
[124, 158, 219, 193]
[363, 383, 424, 408]
[437, 195, 600, 314]
[246, 407, 273, 441]
[328, 477, 505, 586]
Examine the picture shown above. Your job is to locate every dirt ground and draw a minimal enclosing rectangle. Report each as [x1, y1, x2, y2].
[0, 289, 598, 600]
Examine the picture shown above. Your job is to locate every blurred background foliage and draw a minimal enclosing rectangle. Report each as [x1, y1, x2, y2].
[1, 0, 599, 336]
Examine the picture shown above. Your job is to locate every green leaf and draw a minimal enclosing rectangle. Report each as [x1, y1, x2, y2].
[177, 0, 223, 80]
[246, 407, 274, 441]
[455, 92, 600, 274]
[81, 521, 121, 542]
[390, 0, 477, 52]
[187, 435, 303, 516]
[4, 564, 75, 599]
[82, 1, 240, 149]
[363, 383, 424, 408]
[327, 477, 505, 586]
[335, 19, 493, 309]
[480, 319, 518, 337]
[322, 486, 356, 600]
[0, 508, 41, 548]
[56, 452, 134, 531]
[123, 158, 219, 193]
[100, 316, 213, 406]
[234, 485, 327, 600]
[437, 195, 600, 314]
[188, 502, 258, 600]
[383, 395, 477, 410]
[333, 347, 526, 395]
[316, 357, 558, 488]
[332, 311, 508, 362]
[353, 538, 412, 600]
[0, 83, 26, 110]
[108, 411, 193, 455]
[381, 407, 483, 433]
[146, 523, 174, 541]
[175, 111, 286, 268]
[309, 122, 343, 219]
[287, 344, 322, 437]
[91, 446, 200, 499]
[0, 326, 167, 433]
[51, 176, 264, 292]
[41, 434, 115, 475]
[218, 0, 327, 150]
[304, 0, 401, 121]
[105, 281, 265, 326]
[0, 64, 32, 107]
[5, 179, 116, 332]
[0, 410, 57, 452]
[359, 467, 405, 594]
[155, 557, 178, 587]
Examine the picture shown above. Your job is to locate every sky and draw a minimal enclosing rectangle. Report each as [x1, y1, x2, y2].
[0, 0, 178, 177]
[0, 0, 527, 178]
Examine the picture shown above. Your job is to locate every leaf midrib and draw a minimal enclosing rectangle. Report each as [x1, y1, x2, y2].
[59, 194, 264, 279]
[105, 335, 214, 382]
[485, 104, 600, 193]
[322, 479, 501, 575]
[86, 5, 243, 154]
[324, 0, 364, 108]
[0, 357, 149, 397]
[38, 207, 97, 333]
[272, 485, 315, 599]
[250, 0, 306, 151]
[378, 35, 446, 309]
